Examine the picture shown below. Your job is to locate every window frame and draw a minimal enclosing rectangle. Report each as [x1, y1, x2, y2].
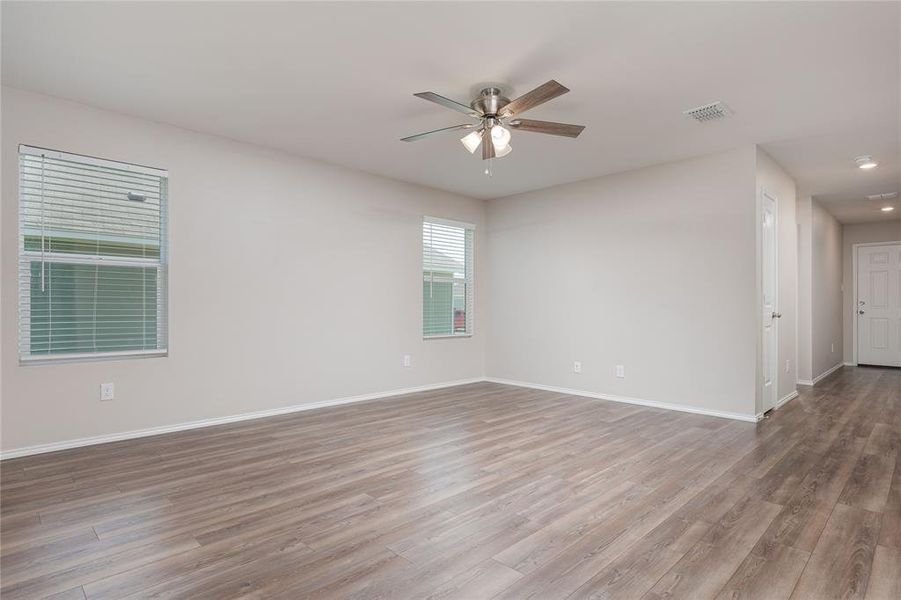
[422, 216, 475, 340]
[17, 145, 169, 365]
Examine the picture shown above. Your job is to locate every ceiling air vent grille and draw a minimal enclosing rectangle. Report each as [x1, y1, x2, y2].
[683, 101, 733, 122]
[867, 192, 898, 201]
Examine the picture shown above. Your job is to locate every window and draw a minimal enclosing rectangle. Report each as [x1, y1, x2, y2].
[422, 217, 474, 337]
[18, 146, 168, 362]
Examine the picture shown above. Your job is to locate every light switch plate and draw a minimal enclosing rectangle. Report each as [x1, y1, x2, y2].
[100, 383, 115, 401]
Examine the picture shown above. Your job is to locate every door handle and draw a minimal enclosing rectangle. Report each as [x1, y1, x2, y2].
[858, 309, 865, 315]
[771, 312, 782, 319]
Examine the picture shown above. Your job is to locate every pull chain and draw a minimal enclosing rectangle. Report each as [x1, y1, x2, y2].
[40, 154, 46, 292]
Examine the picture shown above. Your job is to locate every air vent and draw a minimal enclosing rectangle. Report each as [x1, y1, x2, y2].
[867, 192, 898, 201]
[683, 101, 733, 122]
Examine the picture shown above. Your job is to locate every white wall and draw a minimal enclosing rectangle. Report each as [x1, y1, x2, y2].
[810, 200, 843, 378]
[486, 147, 760, 419]
[842, 220, 901, 363]
[796, 195, 813, 383]
[1, 88, 805, 453]
[755, 148, 798, 410]
[797, 196, 844, 383]
[1, 87, 487, 453]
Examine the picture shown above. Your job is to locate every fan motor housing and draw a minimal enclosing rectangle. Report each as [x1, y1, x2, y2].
[471, 87, 510, 116]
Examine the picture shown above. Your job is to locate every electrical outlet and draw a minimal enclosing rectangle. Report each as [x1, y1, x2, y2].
[785, 360, 791, 373]
[403, 354, 411, 368]
[100, 383, 115, 401]
[573, 361, 582, 374]
[616, 365, 625, 378]
[831, 342, 835, 353]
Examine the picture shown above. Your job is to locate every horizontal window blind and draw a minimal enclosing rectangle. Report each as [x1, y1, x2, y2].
[423, 217, 474, 337]
[18, 145, 168, 362]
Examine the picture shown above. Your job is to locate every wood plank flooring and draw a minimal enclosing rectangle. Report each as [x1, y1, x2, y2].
[2, 366, 899, 599]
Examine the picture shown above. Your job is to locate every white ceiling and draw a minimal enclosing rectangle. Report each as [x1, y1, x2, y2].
[2, 1, 898, 222]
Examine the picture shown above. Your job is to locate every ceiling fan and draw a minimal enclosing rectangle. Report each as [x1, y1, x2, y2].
[401, 80, 585, 161]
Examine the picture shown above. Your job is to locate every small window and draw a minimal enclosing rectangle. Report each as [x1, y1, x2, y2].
[422, 217, 474, 338]
[17, 146, 168, 363]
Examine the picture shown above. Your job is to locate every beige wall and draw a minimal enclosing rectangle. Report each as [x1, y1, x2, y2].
[810, 200, 843, 378]
[486, 147, 760, 418]
[842, 220, 901, 363]
[1, 87, 488, 452]
[755, 148, 798, 410]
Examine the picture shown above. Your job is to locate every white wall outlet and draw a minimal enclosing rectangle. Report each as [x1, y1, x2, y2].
[616, 365, 625, 378]
[402, 354, 411, 368]
[573, 361, 582, 374]
[785, 360, 791, 373]
[831, 342, 835, 353]
[100, 383, 115, 401]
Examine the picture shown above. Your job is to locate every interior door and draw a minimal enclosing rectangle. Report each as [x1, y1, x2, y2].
[761, 192, 779, 411]
[857, 243, 901, 367]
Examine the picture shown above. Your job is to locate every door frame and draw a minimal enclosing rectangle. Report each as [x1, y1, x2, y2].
[758, 188, 780, 413]
[852, 240, 901, 365]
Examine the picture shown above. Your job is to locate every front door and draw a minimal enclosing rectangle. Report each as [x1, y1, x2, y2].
[857, 243, 901, 367]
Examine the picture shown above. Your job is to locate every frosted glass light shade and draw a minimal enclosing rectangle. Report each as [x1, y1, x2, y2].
[460, 130, 482, 154]
[491, 125, 511, 150]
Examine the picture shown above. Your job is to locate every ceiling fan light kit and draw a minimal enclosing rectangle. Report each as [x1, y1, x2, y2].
[401, 80, 585, 172]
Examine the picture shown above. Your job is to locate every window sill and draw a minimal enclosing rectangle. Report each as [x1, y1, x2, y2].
[20, 350, 167, 366]
[423, 334, 473, 340]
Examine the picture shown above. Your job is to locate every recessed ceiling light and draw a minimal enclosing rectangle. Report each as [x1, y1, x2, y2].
[881, 206, 894, 212]
[856, 155, 878, 169]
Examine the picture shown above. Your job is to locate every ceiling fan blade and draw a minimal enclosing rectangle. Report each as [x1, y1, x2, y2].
[482, 130, 496, 160]
[500, 80, 569, 117]
[508, 119, 585, 138]
[414, 92, 483, 117]
[400, 123, 475, 142]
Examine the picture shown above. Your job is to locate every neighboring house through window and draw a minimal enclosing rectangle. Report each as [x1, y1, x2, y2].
[422, 217, 473, 337]
[18, 146, 168, 362]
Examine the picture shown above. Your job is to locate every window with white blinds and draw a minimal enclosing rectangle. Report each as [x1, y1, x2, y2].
[422, 217, 474, 337]
[18, 145, 168, 362]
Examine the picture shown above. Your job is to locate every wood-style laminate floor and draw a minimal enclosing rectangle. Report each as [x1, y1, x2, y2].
[2, 367, 900, 599]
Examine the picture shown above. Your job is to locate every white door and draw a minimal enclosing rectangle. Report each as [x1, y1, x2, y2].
[761, 192, 779, 411]
[857, 243, 901, 367]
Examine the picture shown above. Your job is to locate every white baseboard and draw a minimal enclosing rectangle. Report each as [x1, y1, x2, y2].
[1, 377, 486, 460]
[800, 362, 845, 387]
[776, 390, 799, 409]
[798, 362, 845, 387]
[3, 375, 765, 459]
[815, 362, 845, 384]
[484, 378, 759, 423]
[843, 362, 855, 367]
